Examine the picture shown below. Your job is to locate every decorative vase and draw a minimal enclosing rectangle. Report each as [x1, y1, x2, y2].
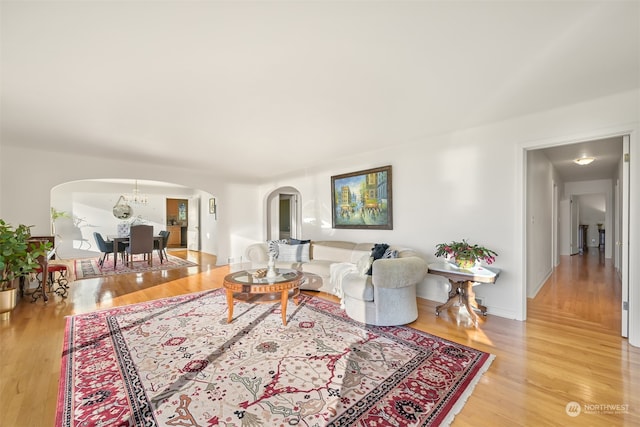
[266, 254, 277, 278]
[0, 287, 18, 321]
[454, 258, 475, 269]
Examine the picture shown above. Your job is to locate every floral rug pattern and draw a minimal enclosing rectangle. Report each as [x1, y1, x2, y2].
[56, 289, 494, 426]
[75, 253, 198, 279]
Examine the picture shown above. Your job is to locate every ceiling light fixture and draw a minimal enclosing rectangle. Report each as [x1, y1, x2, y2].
[124, 180, 148, 205]
[574, 156, 595, 166]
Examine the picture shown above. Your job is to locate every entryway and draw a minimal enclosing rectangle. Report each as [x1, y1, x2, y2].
[265, 187, 301, 241]
[525, 134, 630, 338]
[166, 198, 188, 248]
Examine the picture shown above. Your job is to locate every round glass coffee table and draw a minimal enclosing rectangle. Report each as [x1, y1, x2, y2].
[223, 268, 304, 326]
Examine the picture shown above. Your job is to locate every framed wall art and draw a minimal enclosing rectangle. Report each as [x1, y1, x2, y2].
[209, 198, 216, 216]
[331, 165, 392, 229]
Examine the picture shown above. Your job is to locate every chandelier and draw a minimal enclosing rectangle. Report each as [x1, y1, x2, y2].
[124, 180, 149, 205]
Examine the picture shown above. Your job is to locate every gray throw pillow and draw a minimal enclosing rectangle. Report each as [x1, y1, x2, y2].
[382, 248, 399, 258]
[277, 243, 310, 262]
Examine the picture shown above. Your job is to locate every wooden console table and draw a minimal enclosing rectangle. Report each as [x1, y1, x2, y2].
[427, 262, 500, 324]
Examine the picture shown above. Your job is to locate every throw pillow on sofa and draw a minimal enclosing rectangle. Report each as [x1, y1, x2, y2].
[268, 239, 288, 257]
[289, 238, 311, 245]
[367, 243, 389, 275]
[383, 248, 398, 258]
[277, 242, 310, 262]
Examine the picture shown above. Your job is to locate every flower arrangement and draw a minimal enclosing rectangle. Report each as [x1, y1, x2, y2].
[434, 239, 498, 267]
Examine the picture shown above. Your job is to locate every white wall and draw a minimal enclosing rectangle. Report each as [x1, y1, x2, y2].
[526, 149, 558, 298]
[251, 90, 639, 331]
[1, 90, 639, 345]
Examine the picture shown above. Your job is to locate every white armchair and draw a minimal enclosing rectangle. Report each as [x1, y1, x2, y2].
[342, 256, 428, 326]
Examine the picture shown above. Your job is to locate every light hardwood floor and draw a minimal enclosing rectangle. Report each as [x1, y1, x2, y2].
[1, 249, 638, 426]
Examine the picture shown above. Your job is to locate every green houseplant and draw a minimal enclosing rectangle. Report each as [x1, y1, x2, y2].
[0, 219, 52, 319]
[435, 239, 498, 269]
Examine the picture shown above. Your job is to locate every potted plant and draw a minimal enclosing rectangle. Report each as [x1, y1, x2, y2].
[0, 219, 52, 319]
[435, 239, 498, 269]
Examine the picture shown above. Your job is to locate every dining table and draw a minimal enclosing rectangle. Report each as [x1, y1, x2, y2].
[109, 235, 164, 269]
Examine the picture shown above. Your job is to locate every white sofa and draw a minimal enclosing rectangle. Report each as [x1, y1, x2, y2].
[244, 240, 427, 326]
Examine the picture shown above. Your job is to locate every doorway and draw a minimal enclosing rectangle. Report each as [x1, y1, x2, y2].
[279, 195, 294, 240]
[266, 187, 301, 241]
[526, 135, 628, 336]
[50, 179, 214, 259]
[166, 198, 188, 248]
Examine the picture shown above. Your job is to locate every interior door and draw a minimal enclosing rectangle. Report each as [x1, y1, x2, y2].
[621, 135, 630, 337]
[570, 195, 579, 255]
[187, 197, 200, 251]
[279, 195, 294, 240]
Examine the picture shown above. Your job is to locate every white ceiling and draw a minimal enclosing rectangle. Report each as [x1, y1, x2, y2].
[1, 1, 638, 182]
[538, 136, 624, 182]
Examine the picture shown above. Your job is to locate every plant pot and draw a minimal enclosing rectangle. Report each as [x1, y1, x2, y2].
[453, 258, 475, 269]
[0, 287, 18, 320]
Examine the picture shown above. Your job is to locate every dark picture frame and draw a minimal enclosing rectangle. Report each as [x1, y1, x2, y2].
[209, 198, 216, 215]
[331, 165, 392, 229]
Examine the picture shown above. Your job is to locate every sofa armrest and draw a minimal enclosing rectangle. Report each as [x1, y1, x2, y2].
[371, 256, 427, 289]
[244, 243, 269, 263]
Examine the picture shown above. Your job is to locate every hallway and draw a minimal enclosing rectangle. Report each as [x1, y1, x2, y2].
[528, 249, 622, 334]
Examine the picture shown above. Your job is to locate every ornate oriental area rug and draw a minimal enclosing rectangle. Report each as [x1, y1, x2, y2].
[56, 289, 494, 426]
[75, 253, 198, 279]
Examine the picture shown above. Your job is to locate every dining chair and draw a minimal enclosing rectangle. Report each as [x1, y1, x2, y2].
[154, 230, 170, 263]
[125, 225, 154, 267]
[93, 232, 126, 267]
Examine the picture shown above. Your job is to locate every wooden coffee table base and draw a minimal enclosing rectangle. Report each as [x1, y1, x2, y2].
[223, 269, 304, 326]
[225, 288, 300, 326]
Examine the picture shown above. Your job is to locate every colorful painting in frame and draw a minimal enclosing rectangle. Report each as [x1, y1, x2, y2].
[331, 165, 392, 229]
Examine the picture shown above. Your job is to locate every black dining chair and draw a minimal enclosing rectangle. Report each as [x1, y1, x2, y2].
[93, 232, 126, 267]
[125, 225, 154, 267]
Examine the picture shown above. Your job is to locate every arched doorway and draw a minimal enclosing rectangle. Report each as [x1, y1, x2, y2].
[266, 187, 301, 241]
[50, 179, 216, 259]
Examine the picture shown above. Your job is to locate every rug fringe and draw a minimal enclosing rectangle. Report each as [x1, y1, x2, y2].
[439, 354, 495, 426]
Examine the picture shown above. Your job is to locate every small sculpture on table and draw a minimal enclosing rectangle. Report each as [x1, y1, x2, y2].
[266, 253, 277, 278]
[252, 269, 267, 279]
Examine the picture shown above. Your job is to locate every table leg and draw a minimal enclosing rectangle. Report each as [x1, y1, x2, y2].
[460, 281, 479, 324]
[281, 290, 289, 326]
[41, 266, 49, 303]
[292, 287, 301, 305]
[435, 280, 460, 316]
[465, 282, 487, 315]
[225, 289, 234, 323]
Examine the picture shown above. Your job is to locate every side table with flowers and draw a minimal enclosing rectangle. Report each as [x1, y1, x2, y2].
[434, 239, 498, 270]
[430, 239, 499, 325]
